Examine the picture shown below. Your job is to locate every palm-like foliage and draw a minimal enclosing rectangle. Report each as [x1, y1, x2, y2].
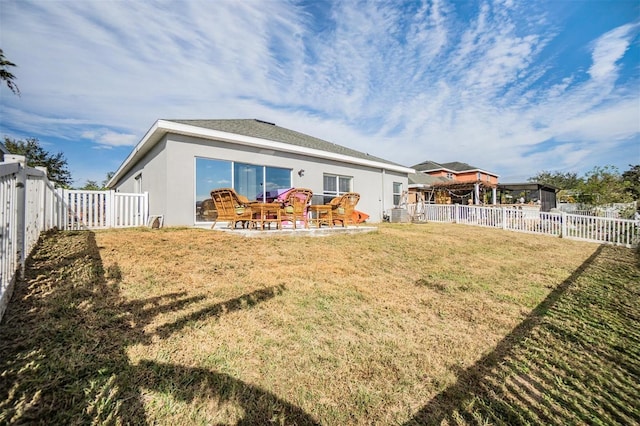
[0, 49, 20, 95]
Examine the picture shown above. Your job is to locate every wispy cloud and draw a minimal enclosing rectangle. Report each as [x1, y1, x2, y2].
[0, 0, 638, 184]
[81, 129, 138, 148]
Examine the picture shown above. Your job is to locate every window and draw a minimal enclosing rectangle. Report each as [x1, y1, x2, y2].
[477, 172, 481, 180]
[323, 174, 352, 203]
[195, 157, 291, 222]
[393, 182, 403, 206]
[446, 172, 453, 180]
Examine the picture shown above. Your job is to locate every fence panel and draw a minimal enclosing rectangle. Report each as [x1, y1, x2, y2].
[1, 159, 150, 321]
[0, 163, 20, 321]
[413, 203, 639, 248]
[1, 162, 67, 321]
[423, 204, 455, 222]
[113, 192, 148, 228]
[60, 190, 148, 229]
[564, 214, 639, 246]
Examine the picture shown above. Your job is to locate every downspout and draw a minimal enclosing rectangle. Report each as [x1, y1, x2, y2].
[381, 168, 386, 221]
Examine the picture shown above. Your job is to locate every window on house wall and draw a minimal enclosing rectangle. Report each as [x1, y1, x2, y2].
[477, 172, 481, 180]
[446, 172, 453, 180]
[195, 157, 291, 222]
[393, 182, 403, 206]
[323, 174, 352, 204]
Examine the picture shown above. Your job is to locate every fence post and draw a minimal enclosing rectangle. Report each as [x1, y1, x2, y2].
[454, 204, 459, 224]
[107, 190, 115, 228]
[502, 207, 507, 230]
[56, 188, 65, 229]
[143, 191, 149, 226]
[561, 212, 567, 239]
[14, 161, 27, 277]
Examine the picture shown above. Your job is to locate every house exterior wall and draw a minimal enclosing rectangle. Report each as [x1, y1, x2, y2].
[115, 133, 407, 226]
[115, 138, 168, 218]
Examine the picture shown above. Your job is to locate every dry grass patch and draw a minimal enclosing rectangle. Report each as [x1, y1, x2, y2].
[1, 223, 637, 425]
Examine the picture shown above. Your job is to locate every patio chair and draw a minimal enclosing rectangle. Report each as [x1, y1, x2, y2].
[209, 188, 254, 229]
[329, 192, 361, 227]
[278, 188, 313, 229]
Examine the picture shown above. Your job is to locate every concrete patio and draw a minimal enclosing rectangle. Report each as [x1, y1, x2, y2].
[202, 224, 378, 237]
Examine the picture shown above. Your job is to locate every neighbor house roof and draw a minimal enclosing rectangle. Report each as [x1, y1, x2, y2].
[498, 182, 558, 192]
[407, 172, 448, 188]
[108, 119, 415, 187]
[412, 160, 499, 177]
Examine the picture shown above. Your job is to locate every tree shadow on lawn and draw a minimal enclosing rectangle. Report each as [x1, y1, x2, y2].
[0, 230, 319, 425]
[405, 244, 640, 425]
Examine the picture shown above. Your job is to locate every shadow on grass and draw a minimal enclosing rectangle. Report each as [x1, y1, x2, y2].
[0, 230, 318, 425]
[405, 244, 640, 425]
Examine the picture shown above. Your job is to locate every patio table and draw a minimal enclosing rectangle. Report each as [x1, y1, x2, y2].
[308, 204, 333, 228]
[251, 202, 282, 230]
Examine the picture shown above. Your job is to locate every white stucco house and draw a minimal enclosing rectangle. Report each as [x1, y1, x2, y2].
[107, 119, 415, 226]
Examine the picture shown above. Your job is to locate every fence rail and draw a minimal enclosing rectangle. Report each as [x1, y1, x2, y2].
[1, 159, 148, 321]
[406, 203, 640, 248]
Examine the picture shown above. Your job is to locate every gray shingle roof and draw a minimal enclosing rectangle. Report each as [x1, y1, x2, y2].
[412, 160, 481, 172]
[440, 161, 478, 172]
[169, 119, 404, 167]
[411, 160, 443, 171]
[408, 172, 448, 185]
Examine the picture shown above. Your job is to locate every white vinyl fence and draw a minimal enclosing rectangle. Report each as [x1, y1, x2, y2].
[407, 203, 640, 248]
[62, 190, 149, 229]
[1, 158, 148, 321]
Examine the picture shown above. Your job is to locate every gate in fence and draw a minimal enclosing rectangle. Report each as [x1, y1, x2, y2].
[62, 189, 148, 229]
[1, 157, 148, 321]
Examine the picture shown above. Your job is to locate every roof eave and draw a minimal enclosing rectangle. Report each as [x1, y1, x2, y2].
[421, 167, 499, 177]
[108, 120, 414, 187]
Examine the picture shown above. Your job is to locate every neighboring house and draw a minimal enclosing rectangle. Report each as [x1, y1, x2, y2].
[407, 172, 448, 204]
[412, 160, 499, 184]
[107, 119, 414, 226]
[410, 160, 500, 205]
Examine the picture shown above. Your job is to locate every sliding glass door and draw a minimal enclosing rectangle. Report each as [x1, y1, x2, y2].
[195, 157, 291, 222]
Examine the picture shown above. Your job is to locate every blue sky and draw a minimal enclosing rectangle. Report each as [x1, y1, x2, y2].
[1, 0, 638, 186]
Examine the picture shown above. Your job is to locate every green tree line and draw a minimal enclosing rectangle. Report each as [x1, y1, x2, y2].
[529, 165, 640, 204]
[3, 136, 112, 189]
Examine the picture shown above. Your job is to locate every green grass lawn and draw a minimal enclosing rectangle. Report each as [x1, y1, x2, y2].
[1, 224, 638, 425]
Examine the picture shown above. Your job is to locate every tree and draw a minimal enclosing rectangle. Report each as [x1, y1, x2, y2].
[528, 170, 583, 190]
[77, 171, 114, 191]
[577, 165, 632, 205]
[0, 49, 20, 95]
[78, 180, 102, 190]
[4, 137, 73, 187]
[103, 171, 115, 188]
[621, 164, 640, 200]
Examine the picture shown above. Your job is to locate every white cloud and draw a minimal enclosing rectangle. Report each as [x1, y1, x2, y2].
[81, 129, 138, 147]
[588, 23, 635, 81]
[0, 0, 638, 185]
